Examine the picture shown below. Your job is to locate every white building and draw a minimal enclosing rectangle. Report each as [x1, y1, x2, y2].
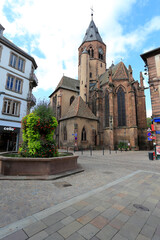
[0, 24, 38, 152]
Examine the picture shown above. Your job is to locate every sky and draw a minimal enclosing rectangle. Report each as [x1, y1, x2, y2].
[1, 0, 160, 117]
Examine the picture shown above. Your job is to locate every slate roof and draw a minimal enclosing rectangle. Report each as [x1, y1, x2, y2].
[60, 96, 98, 121]
[49, 76, 80, 97]
[82, 20, 103, 44]
[99, 61, 129, 86]
[0, 27, 37, 69]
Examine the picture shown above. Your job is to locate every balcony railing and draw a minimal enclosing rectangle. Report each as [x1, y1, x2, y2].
[27, 92, 36, 106]
[30, 73, 38, 87]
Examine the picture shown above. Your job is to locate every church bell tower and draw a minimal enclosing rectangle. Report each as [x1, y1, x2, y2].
[78, 13, 106, 103]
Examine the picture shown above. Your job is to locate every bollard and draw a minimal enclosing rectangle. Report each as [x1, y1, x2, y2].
[90, 146, 92, 156]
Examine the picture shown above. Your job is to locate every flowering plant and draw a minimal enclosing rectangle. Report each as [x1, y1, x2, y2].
[19, 101, 58, 158]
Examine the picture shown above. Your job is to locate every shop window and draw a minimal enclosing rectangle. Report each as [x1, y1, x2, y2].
[105, 91, 109, 127]
[81, 127, 86, 141]
[6, 74, 23, 93]
[2, 98, 20, 117]
[90, 72, 92, 78]
[9, 52, 25, 72]
[70, 96, 75, 105]
[117, 87, 126, 126]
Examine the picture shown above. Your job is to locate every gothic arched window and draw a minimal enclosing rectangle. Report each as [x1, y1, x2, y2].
[88, 47, 94, 58]
[70, 96, 75, 105]
[81, 127, 86, 141]
[64, 126, 67, 141]
[117, 87, 126, 126]
[105, 91, 109, 127]
[92, 97, 96, 115]
[99, 48, 103, 60]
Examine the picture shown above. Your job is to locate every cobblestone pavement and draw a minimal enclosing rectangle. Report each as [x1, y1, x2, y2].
[1, 150, 160, 239]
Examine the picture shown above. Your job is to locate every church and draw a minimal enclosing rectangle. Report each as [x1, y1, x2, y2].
[49, 15, 148, 150]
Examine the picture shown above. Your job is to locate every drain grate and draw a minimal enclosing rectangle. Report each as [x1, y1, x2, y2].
[54, 181, 72, 188]
[133, 204, 149, 212]
[63, 183, 72, 187]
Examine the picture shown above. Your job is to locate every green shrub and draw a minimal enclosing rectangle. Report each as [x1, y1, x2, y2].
[118, 142, 128, 150]
[19, 101, 58, 158]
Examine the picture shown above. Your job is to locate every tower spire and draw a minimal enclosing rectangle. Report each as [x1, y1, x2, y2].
[91, 6, 94, 20]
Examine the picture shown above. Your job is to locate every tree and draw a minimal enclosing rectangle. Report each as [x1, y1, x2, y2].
[147, 117, 152, 129]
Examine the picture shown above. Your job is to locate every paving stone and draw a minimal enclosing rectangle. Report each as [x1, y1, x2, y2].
[90, 215, 109, 229]
[140, 223, 156, 239]
[111, 233, 129, 240]
[61, 206, 77, 216]
[96, 224, 118, 240]
[61, 216, 75, 225]
[23, 221, 47, 237]
[42, 211, 66, 227]
[101, 207, 120, 220]
[66, 232, 86, 240]
[71, 209, 89, 219]
[121, 208, 135, 216]
[1, 230, 28, 240]
[90, 237, 100, 240]
[72, 201, 89, 210]
[45, 221, 64, 235]
[58, 221, 82, 238]
[146, 215, 160, 228]
[45, 232, 64, 240]
[116, 212, 130, 223]
[78, 223, 99, 239]
[152, 208, 160, 218]
[127, 214, 148, 229]
[136, 234, 150, 240]
[77, 210, 100, 225]
[152, 234, 160, 240]
[28, 230, 48, 240]
[109, 218, 124, 230]
[112, 203, 125, 211]
[118, 222, 141, 240]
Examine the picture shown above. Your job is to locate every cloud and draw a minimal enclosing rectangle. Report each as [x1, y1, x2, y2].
[1, 0, 160, 95]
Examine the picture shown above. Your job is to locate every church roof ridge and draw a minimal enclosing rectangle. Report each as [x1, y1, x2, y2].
[49, 75, 79, 98]
[60, 96, 98, 121]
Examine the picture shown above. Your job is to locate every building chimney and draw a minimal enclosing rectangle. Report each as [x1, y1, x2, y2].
[0, 24, 5, 36]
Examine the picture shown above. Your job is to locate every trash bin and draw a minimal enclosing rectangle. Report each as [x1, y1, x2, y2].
[148, 152, 153, 160]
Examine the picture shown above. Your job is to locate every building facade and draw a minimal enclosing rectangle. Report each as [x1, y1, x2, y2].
[0, 24, 38, 152]
[141, 48, 160, 145]
[50, 17, 148, 150]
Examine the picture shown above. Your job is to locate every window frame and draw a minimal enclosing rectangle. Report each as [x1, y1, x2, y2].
[81, 127, 87, 141]
[105, 91, 109, 127]
[2, 97, 21, 117]
[117, 87, 126, 127]
[9, 52, 25, 72]
[5, 74, 23, 94]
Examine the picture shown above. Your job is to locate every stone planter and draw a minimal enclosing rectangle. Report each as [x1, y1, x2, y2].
[0, 154, 78, 176]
